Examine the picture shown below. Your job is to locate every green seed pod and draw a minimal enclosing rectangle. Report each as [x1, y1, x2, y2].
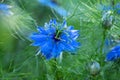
[89, 61, 100, 76]
[102, 10, 114, 29]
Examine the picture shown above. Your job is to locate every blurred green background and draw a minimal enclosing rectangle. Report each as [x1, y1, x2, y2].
[1, 0, 120, 80]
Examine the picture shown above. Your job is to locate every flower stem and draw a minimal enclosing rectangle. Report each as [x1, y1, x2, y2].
[53, 59, 63, 80]
[100, 29, 107, 54]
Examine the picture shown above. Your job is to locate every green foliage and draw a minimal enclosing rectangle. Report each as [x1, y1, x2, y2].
[1, 0, 120, 80]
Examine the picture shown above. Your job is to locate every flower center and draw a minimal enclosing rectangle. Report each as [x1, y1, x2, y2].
[53, 30, 61, 41]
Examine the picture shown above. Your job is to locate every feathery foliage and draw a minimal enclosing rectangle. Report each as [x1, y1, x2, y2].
[1, 0, 120, 80]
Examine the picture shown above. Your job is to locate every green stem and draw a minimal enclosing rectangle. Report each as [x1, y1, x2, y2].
[53, 59, 62, 80]
[100, 29, 107, 54]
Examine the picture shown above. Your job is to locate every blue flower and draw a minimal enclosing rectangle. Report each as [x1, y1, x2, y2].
[100, 3, 120, 14]
[115, 3, 120, 14]
[105, 36, 116, 47]
[38, 0, 68, 17]
[30, 19, 80, 59]
[106, 45, 120, 61]
[0, 3, 13, 16]
[102, 5, 113, 11]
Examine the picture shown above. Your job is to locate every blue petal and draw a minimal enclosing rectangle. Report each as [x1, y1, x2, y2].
[69, 30, 79, 40]
[38, 0, 68, 17]
[49, 19, 57, 25]
[115, 3, 120, 9]
[41, 39, 54, 59]
[30, 34, 50, 46]
[60, 33, 69, 41]
[67, 26, 74, 30]
[38, 0, 56, 8]
[57, 41, 66, 50]
[112, 46, 120, 52]
[106, 52, 118, 61]
[0, 4, 12, 15]
[30, 34, 48, 42]
[60, 41, 76, 52]
[32, 41, 46, 46]
[105, 38, 113, 46]
[61, 20, 67, 28]
[60, 32, 80, 52]
[46, 26, 56, 35]
[70, 40, 80, 48]
[0, 4, 9, 10]
[51, 43, 62, 58]
[61, 33, 80, 48]
[37, 27, 48, 34]
[106, 46, 120, 61]
[117, 10, 120, 14]
[102, 5, 113, 11]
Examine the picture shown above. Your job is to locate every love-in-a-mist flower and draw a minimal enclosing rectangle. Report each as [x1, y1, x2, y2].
[0, 3, 13, 16]
[38, 0, 68, 17]
[101, 3, 120, 14]
[106, 45, 120, 61]
[115, 3, 120, 14]
[30, 19, 80, 59]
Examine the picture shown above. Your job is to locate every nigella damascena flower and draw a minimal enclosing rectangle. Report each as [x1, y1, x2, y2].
[100, 3, 120, 14]
[115, 3, 120, 14]
[30, 19, 80, 59]
[0, 3, 13, 16]
[106, 45, 120, 61]
[38, 0, 68, 17]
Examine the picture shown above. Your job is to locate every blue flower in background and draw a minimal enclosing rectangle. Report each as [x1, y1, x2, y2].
[0, 3, 13, 16]
[30, 19, 80, 59]
[115, 3, 120, 14]
[105, 38, 113, 47]
[38, 0, 69, 17]
[105, 36, 116, 47]
[106, 45, 120, 61]
[100, 3, 120, 14]
[102, 5, 113, 11]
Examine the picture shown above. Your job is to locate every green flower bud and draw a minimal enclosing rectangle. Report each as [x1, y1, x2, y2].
[89, 61, 100, 76]
[102, 10, 114, 29]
